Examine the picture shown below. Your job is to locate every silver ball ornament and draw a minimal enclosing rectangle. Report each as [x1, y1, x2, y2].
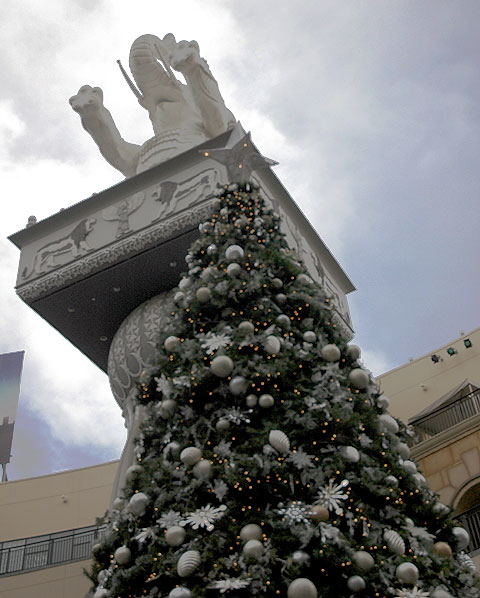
[275, 293, 287, 304]
[402, 460, 418, 474]
[340, 445, 360, 463]
[159, 399, 177, 419]
[378, 413, 399, 434]
[395, 562, 419, 584]
[246, 394, 258, 407]
[180, 446, 202, 466]
[276, 314, 291, 328]
[227, 262, 242, 277]
[193, 459, 212, 479]
[238, 320, 255, 334]
[240, 523, 262, 541]
[353, 550, 374, 571]
[206, 244, 217, 255]
[112, 497, 125, 511]
[242, 539, 264, 559]
[169, 589, 191, 598]
[114, 545, 131, 565]
[210, 355, 234, 377]
[264, 335, 281, 354]
[321, 344, 341, 361]
[178, 277, 192, 290]
[165, 525, 186, 547]
[303, 331, 317, 343]
[129, 492, 149, 516]
[292, 550, 311, 565]
[347, 576, 366, 592]
[164, 336, 181, 352]
[229, 375, 247, 395]
[216, 418, 230, 431]
[196, 287, 211, 303]
[271, 278, 283, 289]
[287, 578, 318, 598]
[452, 526, 470, 550]
[346, 344, 361, 360]
[258, 394, 274, 408]
[225, 244, 244, 261]
[94, 590, 109, 598]
[348, 368, 370, 389]
[396, 442, 410, 460]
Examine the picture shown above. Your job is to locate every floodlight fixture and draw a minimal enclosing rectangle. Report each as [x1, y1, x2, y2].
[431, 354, 441, 363]
[446, 347, 457, 356]
[464, 338, 473, 348]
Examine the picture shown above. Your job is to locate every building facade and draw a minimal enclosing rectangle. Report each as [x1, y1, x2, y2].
[377, 326, 480, 565]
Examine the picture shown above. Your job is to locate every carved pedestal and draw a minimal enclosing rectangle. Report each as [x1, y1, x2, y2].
[9, 129, 355, 498]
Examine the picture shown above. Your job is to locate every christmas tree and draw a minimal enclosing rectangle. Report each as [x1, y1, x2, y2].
[89, 183, 478, 598]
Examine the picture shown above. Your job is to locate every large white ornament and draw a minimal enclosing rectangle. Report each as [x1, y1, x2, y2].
[112, 497, 125, 511]
[353, 550, 374, 571]
[396, 442, 410, 460]
[238, 321, 255, 334]
[196, 287, 211, 303]
[193, 459, 212, 479]
[129, 492, 149, 516]
[268, 430, 290, 453]
[272, 278, 283, 289]
[346, 344, 361, 360]
[94, 589, 109, 598]
[431, 590, 453, 598]
[225, 244, 244, 261]
[159, 399, 177, 419]
[179, 277, 193, 290]
[377, 395, 390, 409]
[165, 525, 186, 546]
[347, 576, 366, 592]
[402, 460, 418, 474]
[384, 529, 406, 555]
[378, 413, 399, 434]
[292, 550, 311, 565]
[180, 446, 202, 466]
[227, 262, 242, 277]
[395, 562, 419, 584]
[240, 523, 262, 541]
[164, 335, 181, 352]
[114, 545, 131, 565]
[303, 331, 317, 343]
[97, 569, 109, 584]
[229, 375, 247, 395]
[452, 526, 470, 550]
[321, 344, 341, 362]
[177, 550, 201, 577]
[246, 394, 258, 407]
[276, 314, 290, 328]
[259, 394, 274, 408]
[348, 368, 369, 389]
[242, 539, 264, 559]
[287, 578, 318, 598]
[216, 418, 230, 431]
[125, 464, 143, 481]
[385, 475, 399, 487]
[340, 446, 360, 463]
[169, 588, 192, 598]
[210, 355, 234, 377]
[264, 335, 281, 354]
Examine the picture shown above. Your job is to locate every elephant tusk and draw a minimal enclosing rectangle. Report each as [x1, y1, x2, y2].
[117, 59, 144, 102]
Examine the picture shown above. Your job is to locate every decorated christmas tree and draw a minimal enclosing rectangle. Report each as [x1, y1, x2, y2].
[89, 183, 478, 598]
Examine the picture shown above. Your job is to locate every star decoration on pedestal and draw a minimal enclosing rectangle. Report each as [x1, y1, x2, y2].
[201, 122, 278, 183]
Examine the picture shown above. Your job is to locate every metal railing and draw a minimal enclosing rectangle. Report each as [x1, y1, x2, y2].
[456, 504, 480, 553]
[0, 524, 105, 576]
[410, 388, 480, 444]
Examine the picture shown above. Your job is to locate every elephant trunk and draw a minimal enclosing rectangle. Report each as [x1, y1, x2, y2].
[129, 34, 180, 104]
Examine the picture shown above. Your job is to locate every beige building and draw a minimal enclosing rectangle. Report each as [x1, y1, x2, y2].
[0, 461, 117, 597]
[378, 326, 480, 563]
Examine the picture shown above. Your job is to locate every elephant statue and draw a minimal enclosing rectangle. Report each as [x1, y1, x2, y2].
[70, 33, 236, 177]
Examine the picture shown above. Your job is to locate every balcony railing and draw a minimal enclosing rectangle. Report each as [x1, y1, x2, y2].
[0, 524, 105, 576]
[410, 388, 480, 444]
[456, 504, 480, 553]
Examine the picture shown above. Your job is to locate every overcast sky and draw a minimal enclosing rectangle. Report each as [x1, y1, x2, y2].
[1, 1, 479, 480]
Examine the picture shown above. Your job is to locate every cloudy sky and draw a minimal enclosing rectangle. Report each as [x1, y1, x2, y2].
[1, 1, 479, 480]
